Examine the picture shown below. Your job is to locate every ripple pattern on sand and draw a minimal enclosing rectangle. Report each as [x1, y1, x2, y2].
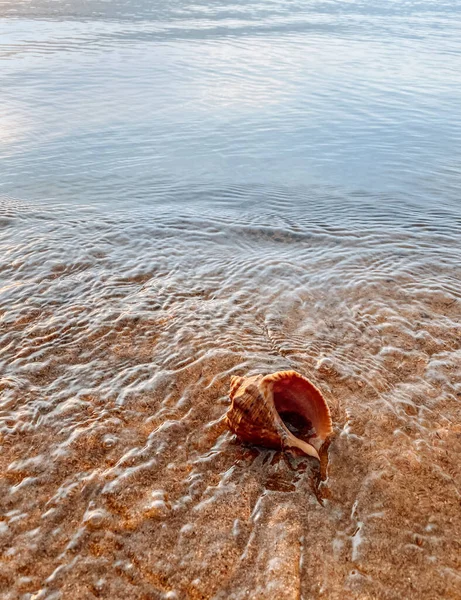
[1, 191, 460, 599]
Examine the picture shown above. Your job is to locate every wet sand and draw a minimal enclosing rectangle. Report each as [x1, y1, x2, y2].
[1, 193, 460, 599]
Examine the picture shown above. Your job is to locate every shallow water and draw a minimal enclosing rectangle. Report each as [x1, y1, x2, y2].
[1, 1, 461, 599]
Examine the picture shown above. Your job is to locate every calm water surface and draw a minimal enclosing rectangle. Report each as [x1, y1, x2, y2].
[1, 1, 461, 599]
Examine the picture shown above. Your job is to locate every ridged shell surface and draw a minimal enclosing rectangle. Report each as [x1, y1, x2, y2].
[226, 370, 332, 460]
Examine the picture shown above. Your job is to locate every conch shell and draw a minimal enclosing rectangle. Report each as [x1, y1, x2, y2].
[226, 370, 332, 460]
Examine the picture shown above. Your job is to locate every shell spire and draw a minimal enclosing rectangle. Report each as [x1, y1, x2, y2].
[226, 370, 332, 460]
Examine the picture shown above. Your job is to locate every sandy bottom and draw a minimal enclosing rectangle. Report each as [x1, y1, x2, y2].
[1, 192, 460, 599]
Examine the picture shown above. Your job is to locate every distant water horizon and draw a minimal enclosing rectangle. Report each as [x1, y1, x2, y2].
[1, 0, 461, 205]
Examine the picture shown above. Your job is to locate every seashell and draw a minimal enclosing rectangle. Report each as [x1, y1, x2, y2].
[226, 370, 332, 460]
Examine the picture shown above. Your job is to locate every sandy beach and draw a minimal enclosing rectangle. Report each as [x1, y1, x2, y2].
[1, 193, 460, 598]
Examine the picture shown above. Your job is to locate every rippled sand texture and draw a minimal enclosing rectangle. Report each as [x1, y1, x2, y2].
[1, 193, 460, 599]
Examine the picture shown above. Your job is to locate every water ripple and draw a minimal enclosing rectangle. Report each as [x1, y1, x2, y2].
[1, 190, 461, 598]
[1, 0, 461, 596]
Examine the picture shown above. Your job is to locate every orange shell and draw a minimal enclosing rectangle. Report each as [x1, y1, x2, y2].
[226, 370, 332, 460]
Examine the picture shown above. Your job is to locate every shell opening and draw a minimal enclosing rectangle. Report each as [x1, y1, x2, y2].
[273, 390, 315, 435]
[276, 409, 314, 438]
[268, 372, 332, 450]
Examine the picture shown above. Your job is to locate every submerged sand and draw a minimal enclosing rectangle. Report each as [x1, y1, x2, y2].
[1, 194, 460, 599]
